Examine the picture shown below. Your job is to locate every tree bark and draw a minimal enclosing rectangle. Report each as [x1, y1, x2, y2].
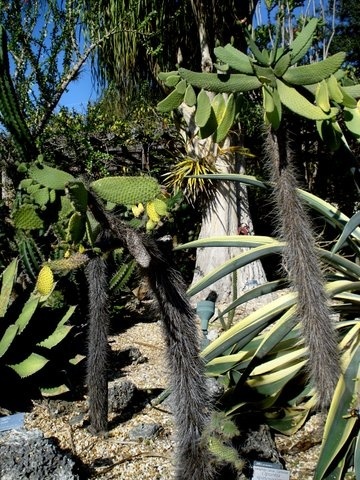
[191, 152, 267, 306]
[188, 0, 267, 306]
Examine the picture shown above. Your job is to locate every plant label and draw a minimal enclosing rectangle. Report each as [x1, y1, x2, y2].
[252, 461, 290, 480]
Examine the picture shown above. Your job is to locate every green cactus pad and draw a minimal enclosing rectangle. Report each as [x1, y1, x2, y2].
[13, 204, 44, 230]
[90, 176, 161, 205]
[29, 164, 75, 190]
[195, 90, 212, 128]
[157, 89, 184, 112]
[33, 187, 50, 207]
[283, 52, 346, 85]
[66, 181, 88, 213]
[213, 93, 236, 143]
[179, 68, 262, 93]
[214, 44, 253, 75]
[290, 18, 319, 65]
[184, 84, 197, 107]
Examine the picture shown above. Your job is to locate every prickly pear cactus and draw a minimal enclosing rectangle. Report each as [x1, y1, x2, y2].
[157, 17, 360, 145]
[90, 176, 161, 205]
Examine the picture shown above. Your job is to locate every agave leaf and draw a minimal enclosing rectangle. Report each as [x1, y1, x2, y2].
[298, 190, 360, 239]
[215, 279, 287, 319]
[265, 398, 316, 435]
[187, 173, 358, 242]
[0, 324, 18, 358]
[248, 360, 307, 396]
[187, 243, 284, 297]
[0, 259, 18, 317]
[9, 352, 49, 378]
[252, 346, 307, 376]
[15, 295, 40, 333]
[186, 173, 267, 189]
[320, 250, 360, 279]
[354, 432, 360, 480]
[37, 324, 72, 349]
[206, 350, 251, 376]
[240, 306, 299, 376]
[176, 234, 277, 250]
[40, 385, 70, 397]
[202, 291, 298, 362]
[332, 211, 360, 254]
[314, 343, 360, 480]
[59, 305, 77, 326]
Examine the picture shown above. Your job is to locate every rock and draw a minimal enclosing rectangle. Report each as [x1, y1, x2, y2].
[108, 379, 137, 414]
[0, 428, 84, 479]
[128, 423, 162, 441]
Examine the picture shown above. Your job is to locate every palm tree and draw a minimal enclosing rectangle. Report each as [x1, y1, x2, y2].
[81, 0, 267, 304]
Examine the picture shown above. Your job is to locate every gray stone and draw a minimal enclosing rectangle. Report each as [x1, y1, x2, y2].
[108, 379, 137, 414]
[0, 428, 81, 479]
[128, 423, 162, 441]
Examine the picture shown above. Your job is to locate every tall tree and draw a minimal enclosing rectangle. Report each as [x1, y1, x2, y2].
[81, 0, 267, 304]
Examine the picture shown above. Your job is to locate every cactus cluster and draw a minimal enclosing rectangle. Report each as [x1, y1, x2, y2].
[0, 25, 37, 159]
[157, 18, 360, 143]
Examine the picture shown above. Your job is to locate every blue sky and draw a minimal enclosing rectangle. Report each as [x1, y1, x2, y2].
[58, 64, 99, 112]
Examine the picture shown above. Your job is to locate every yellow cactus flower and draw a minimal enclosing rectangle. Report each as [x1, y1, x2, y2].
[131, 203, 145, 217]
[146, 201, 160, 223]
[36, 265, 54, 296]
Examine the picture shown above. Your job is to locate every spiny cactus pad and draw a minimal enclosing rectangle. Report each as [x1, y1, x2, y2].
[13, 205, 44, 230]
[29, 164, 75, 190]
[90, 176, 161, 205]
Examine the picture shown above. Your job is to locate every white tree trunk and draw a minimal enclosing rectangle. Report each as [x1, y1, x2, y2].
[191, 154, 267, 306]
[186, 0, 267, 306]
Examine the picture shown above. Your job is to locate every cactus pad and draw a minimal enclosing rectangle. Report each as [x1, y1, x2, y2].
[13, 205, 44, 230]
[29, 164, 75, 190]
[90, 176, 161, 205]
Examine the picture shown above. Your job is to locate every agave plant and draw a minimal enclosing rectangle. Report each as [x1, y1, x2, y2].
[0, 258, 81, 403]
[176, 175, 360, 479]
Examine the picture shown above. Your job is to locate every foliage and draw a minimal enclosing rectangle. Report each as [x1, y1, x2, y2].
[0, 258, 81, 406]
[158, 18, 360, 146]
[176, 174, 360, 479]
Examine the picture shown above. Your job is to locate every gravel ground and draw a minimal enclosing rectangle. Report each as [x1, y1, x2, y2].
[23, 314, 337, 480]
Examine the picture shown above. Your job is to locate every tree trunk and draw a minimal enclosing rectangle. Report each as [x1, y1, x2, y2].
[191, 153, 267, 306]
[187, 0, 267, 306]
